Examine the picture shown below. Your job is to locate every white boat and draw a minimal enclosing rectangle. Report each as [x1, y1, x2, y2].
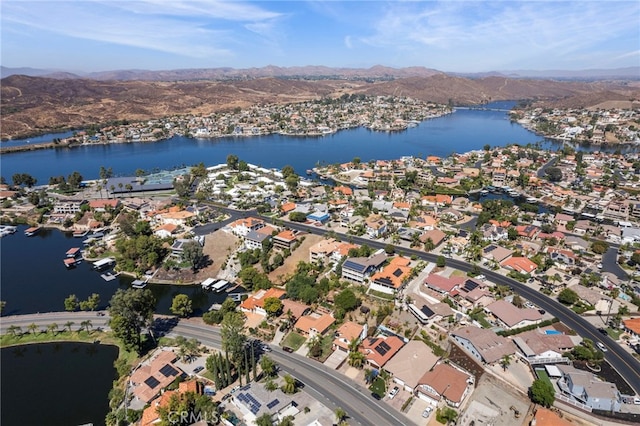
[526, 197, 538, 203]
[0, 225, 17, 237]
[131, 279, 147, 289]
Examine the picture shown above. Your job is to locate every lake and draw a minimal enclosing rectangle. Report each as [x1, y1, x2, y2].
[0, 225, 232, 315]
[1, 101, 562, 183]
[1, 342, 118, 426]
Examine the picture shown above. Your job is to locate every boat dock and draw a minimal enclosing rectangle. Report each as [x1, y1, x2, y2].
[24, 227, 40, 236]
[66, 247, 82, 258]
[131, 279, 147, 289]
[72, 230, 89, 238]
[63, 257, 82, 268]
[212, 280, 229, 292]
[101, 271, 120, 281]
[93, 257, 115, 270]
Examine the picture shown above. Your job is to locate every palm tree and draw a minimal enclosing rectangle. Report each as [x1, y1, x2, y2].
[348, 350, 366, 369]
[80, 320, 92, 333]
[265, 378, 278, 392]
[335, 407, 347, 424]
[7, 325, 21, 336]
[27, 322, 38, 335]
[347, 337, 360, 353]
[281, 374, 297, 394]
[47, 323, 59, 335]
[64, 321, 75, 332]
[500, 354, 512, 372]
[364, 368, 377, 385]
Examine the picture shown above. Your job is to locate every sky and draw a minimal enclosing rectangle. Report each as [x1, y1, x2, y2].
[2, 0, 639, 73]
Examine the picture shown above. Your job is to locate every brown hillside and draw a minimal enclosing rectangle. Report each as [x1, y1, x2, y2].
[1, 74, 637, 139]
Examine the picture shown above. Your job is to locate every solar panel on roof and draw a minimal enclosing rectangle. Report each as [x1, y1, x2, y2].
[375, 345, 388, 356]
[159, 364, 179, 377]
[420, 305, 435, 318]
[240, 384, 250, 391]
[392, 268, 403, 277]
[144, 376, 160, 389]
[484, 245, 497, 253]
[379, 341, 391, 351]
[343, 260, 367, 272]
[464, 280, 479, 292]
[267, 399, 280, 409]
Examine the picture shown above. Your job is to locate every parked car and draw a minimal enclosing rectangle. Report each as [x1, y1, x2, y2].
[262, 344, 272, 352]
[283, 346, 294, 353]
[598, 328, 608, 335]
[388, 386, 399, 399]
[193, 366, 204, 374]
[596, 342, 608, 352]
[422, 407, 433, 418]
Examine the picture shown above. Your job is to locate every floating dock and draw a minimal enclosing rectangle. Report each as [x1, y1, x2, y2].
[24, 226, 40, 236]
[131, 279, 147, 289]
[63, 257, 82, 268]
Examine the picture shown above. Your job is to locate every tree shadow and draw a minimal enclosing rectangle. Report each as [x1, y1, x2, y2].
[151, 316, 180, 338]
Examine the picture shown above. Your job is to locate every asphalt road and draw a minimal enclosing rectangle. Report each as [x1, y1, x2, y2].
[0, 313, 414, 426]
[602, 245, 629, 281]
[254, 212, 640, 395]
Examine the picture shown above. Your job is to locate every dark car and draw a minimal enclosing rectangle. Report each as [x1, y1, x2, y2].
[283, 346, 294, 353]
[598, 328, 608, 335]
[193, 366, 204, 374]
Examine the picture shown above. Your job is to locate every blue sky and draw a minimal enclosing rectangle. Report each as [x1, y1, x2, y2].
[2, 1, 639, 73]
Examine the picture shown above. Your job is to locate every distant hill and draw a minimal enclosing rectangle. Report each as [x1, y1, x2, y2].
[2, 72, 639, 139]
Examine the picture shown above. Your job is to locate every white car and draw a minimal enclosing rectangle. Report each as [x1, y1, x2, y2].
[422, 407, 433, 418]
[596, 342, 608, 352]
[388, 386, 399, 399]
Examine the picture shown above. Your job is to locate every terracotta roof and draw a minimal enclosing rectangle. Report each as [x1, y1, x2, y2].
[418, 363, 470, 403]
[334, 186, 353, 196]
[362, 335, 405, 368]
[623, 317, 640, 335]
[370, 257, 412, 289]
[500, 256, 537, 274]
[275, 230, 297, 242]
[333, 321, 365, 350]
[294, 312, 335, 335]
[281, 202, 297, 213]
[532, 408, 573, 426]
[240, 287, 286, 311]
[88, 199, 119, 209]
[280, 299, 310, 320]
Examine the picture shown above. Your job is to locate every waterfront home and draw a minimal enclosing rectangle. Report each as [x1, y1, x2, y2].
[139, 380, 203, 426]
[416, 363, 473, 407]
[88, 199, 120, 212]
[384, 340, 440, 393]
[53, 198, 87, 215]
[451, 326, 517, 365]
[332, 321, 367, 353]
[240, 288, 286, 316]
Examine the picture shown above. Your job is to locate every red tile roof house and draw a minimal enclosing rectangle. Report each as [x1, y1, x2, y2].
[361, 335, 406, 369]
[451, 326, 517, 365]
[130, 351, 185, 404]
[623, 318, 640, 340]
[500, 256, 538, 274]
[416, 363, 473, 408]
[483, 299, 543, 330]
[423, 273, 466, 296]
[332, 321, 368, 353]
[384, 340, 440, 393]
[368, 256, 412, 295]
[240, 288, 287, 316]
[273, 229, 298, 250]
[294, 312, 335, 338]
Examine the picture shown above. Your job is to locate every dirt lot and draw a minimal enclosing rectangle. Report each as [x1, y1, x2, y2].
[268, 233, 325, 284]
[153, 229, 240, 284]
[460, 374, 531, 426]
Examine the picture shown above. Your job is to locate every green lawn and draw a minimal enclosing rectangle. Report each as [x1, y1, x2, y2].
[535, 368, 552, 386]
[281, 331, 306, 351]
[606, 328, 623, 340]
[470, 312, 492, 329]
[369, 377, 386, 398]
[368, 289, 395, 301]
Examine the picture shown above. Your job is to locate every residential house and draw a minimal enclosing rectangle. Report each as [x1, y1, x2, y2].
[361, 335, 406, 369]
[546, 247, 578, 266]
[622, 317, 640, 339]
[280, 202, 297, 215]
[53, 198, 87, 215]
[423, 273, 466, 296]
[130, 351, 185, 403]
[511, 328, 579, 363]
[280, 299, 310, 323]
[88, 199, 120, 212]
[341, 251, 387, 283]
[139, 380, 203, 426]
[416, 363, 473, 407]
[567, 284, 617, 314]
[484, 299, 543, 330]
[294, 312, 335, 338]
[369, 257, 412, 295]
[479, 224, 509, 242]
[239, 288, 286, 316]
[408, 298, 454, 324]
[500, 256, 538, 274]
[557, 365, 622, 411]
[273, 230, 297, 250]
[384, 340, 440, 393]
[420, 229, 447, 248]
[332, 321, 368, 353]
[451, 326, 517, 364]
[244, 226, 274, 250]
[154, 223, 178, 239]
[229, 217, 265, 237]
[364, 214, 387, 238]
[231, 383, 298, 424]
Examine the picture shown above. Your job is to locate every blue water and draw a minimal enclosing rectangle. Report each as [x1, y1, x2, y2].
[545, 330, 562, 335]
[1, 130, 76, 147]
[1, 102, 560, 183]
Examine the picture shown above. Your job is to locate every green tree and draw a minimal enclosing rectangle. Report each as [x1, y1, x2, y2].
[108, 288, 156, 353]
[591, 240, 609, 255]
[281, 374, 298, 394]
[255, 413, 273, 426]
[170, 294, 193, 317]
[348, 350, 366, 368]
[182, 240, 205, 272]
[436, 255, 446, 268]
[0, 300, 6, 315]
[85, 293, 101, 311]
[28, 322, 39, 334]
[558, 288, 579, 305]
[289, 211, 307, 222]
[227, 154, 239, 170]
[221, 311, 247, 364]
[47, 323, 59, 334]
[500, 354, 512, 371]
[335, 407, 347, 424]
[263, 297, 283, 317]
[64, 294, 80, 311]
[334, 288, 360, 312]
[260, 355, 276, 378]
[530, 378, 555, 407]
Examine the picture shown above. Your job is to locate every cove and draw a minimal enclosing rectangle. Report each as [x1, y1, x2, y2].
[1, 341, 118, 426]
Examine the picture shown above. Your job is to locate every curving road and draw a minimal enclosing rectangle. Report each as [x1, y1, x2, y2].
[0, 313, 414, 426]
[266, 214, 640, 395]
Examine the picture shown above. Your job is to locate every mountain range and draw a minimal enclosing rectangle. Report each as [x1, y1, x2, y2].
[2, 66, 639, 140]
